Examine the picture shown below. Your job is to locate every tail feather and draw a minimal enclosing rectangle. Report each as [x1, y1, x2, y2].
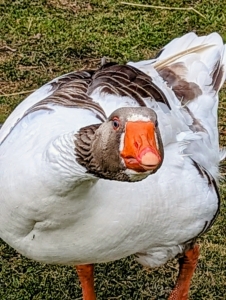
[154, 44, 214, 70]
[154, 34, 226, 93]
[154, 32, 223, 64]
[211, 45, 226, 92]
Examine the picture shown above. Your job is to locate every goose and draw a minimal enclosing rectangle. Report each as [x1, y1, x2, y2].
[0, 32, 226, 300]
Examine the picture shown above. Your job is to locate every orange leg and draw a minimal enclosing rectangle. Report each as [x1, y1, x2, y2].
[75, 264, 96, 300]
[168, 244, 200, 300]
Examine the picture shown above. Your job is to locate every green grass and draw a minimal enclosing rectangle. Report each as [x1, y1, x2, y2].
[0, 0, 226, 299]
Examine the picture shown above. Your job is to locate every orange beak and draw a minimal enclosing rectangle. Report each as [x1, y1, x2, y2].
[121, 121, 161, 172]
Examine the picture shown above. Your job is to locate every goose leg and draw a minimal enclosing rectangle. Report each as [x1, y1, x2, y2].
[168, 244, 199, 300]
[75, 264, 96, 300]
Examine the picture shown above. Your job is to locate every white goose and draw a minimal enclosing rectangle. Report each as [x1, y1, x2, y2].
[0, 32, 225, 300]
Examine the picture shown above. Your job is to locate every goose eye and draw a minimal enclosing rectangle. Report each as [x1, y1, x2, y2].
[112, 118, 120, 130]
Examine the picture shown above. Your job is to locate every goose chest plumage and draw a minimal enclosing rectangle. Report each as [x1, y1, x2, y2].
[0, 32, 226, 300]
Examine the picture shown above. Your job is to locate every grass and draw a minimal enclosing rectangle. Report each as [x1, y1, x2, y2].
[0, 0, 226, 299]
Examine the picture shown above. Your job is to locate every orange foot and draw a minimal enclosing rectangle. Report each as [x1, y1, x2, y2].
[75, 264, 96, 300]
[168, 244, 200, 300]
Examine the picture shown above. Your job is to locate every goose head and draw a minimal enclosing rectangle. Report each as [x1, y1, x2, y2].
[75, 107, 163, 182]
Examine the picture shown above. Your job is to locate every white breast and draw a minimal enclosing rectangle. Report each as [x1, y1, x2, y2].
[0, 141, 218, 267]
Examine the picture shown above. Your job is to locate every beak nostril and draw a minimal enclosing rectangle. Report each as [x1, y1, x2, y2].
[134, 141, 139, 149]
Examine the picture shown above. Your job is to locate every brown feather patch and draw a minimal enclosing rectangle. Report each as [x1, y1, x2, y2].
[1, 63, 172, 145]
[89, 64, 171, 109]
[211, 61, 224, 92]
[191, 159, 220, 234]
[158, 63, 202, 104]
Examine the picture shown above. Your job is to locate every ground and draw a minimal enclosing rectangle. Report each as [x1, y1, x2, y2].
[0, 1, 225, 299]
